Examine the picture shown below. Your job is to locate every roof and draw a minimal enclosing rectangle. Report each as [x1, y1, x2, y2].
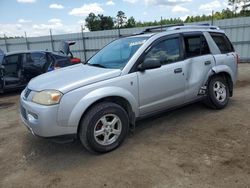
[5, 50, 49, 56]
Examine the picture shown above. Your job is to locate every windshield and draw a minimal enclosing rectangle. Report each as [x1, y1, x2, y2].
[87, 37, 149, 69]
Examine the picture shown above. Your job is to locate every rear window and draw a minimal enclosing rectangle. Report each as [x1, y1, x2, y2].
[210, 33, 234, 54]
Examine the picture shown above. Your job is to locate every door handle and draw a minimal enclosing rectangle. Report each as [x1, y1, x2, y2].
[204, 61, 211, 65]
[174, 68, 182, 74]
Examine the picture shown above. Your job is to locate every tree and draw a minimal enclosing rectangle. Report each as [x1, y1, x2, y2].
[85, 13, 101, 31]
[228, 0, 250, 16]
[99, 14, 114, 30]
[126, 17, 136, 28]
[85, 13, 114, 31]
[116, 11, 127, 28]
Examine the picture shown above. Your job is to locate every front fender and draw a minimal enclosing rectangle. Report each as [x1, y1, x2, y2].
[67, 86, 139, 127]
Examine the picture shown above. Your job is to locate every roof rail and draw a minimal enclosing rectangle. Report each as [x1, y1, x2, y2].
[138, 23, 220, 35]
[167, 24, 220, 31]
[139, 23, 184, 34]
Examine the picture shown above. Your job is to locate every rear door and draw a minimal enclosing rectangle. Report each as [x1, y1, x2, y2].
[2, 54, 21, 86]
[182, 32, 216, 102]
[209, 32, 237, 82]
[23, 52, 47, 78]
[137, 34, 186, 115]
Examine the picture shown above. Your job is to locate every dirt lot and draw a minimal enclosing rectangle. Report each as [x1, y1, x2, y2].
[0, 64, 250, 188]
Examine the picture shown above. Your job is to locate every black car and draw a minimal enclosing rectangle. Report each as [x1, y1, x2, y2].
[0, 49, 71, 93]
[0, 41, 82, 93]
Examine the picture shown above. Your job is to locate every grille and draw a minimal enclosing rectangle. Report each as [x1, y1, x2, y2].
[24, 88, 31, 99]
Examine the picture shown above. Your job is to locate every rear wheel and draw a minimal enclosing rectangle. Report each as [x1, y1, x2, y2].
[206, 76, 230, 109]
[79, 102, 129, 153]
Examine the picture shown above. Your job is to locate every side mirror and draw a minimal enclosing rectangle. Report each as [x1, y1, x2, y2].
[138, 58, 161, 71]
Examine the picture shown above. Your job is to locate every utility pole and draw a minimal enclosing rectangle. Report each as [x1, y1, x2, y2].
[161, 16, 163, 31]
[81, 25, 87, 63]
[3, 34, 8, 52]
[50, 29, 54, 51]
[211, 10, 214, 25]
[24, 31, 29, 50]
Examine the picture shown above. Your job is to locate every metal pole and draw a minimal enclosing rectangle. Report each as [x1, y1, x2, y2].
[81, 25, 87, 62]
[50, 29, 54, 51]
[118, 27, 121, 38]
[161, 16, 163, 31]
[24, 31, 29, 50]
[211, 10, 214, 25]
[4, 34, 9, 52]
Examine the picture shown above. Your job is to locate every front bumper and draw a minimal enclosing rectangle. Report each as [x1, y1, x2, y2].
[19, 90, 77, 137]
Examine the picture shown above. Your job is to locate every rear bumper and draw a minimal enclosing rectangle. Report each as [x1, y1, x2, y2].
[19, 90, 77, 137]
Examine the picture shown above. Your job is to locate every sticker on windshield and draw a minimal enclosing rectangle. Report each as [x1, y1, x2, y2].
[129, 40, 147, 47]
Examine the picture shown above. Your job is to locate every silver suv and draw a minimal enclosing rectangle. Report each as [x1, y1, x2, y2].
[20, 25, 238, 153]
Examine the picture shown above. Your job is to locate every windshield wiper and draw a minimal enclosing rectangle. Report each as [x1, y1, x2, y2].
[87, 63, 107, 68]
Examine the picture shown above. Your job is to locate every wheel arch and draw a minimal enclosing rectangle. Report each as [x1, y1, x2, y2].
[208, 69, 234, 97]
[77, 96, 135, 135]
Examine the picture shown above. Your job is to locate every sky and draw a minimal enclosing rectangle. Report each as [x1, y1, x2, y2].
[0, 0, 229, 37]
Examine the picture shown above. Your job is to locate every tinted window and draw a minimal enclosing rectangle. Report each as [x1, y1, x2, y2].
[144, 37, 181, 65]
[5, 55, 19, 64]
[210, 33, 234, 54]
[27, 53, 46, 65]
[184, 35, 210, 58]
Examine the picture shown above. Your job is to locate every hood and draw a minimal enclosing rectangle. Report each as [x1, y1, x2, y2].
[28, 64, 122, 93]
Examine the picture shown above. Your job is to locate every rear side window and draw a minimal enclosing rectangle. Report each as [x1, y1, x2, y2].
[210, 33, 234, 54]
[184, 34, 210, 58]
[26, 53, 46, 65]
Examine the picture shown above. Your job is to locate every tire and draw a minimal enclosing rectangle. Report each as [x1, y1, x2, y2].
[79, 102, 129, 153]
[206, 76, 230, 109]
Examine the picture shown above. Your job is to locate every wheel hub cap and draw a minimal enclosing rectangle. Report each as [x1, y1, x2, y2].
[94, 114, 122, 146]
[213, 81, 227, 102]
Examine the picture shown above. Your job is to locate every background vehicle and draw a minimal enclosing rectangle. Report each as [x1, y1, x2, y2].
[59, 41, 81, 64]
[0, 50, 71, 93]
[20, 24, 238, 153]
[0, 40, 82, 93]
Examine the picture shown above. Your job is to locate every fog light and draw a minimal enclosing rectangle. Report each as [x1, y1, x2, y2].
[27, 111, 38, 122]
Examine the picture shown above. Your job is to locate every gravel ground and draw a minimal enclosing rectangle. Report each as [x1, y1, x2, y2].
[0, 64, 250, 188]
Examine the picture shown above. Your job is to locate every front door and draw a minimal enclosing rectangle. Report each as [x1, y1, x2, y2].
[137, 35, 186, 115]
[2, 54, 21, 88]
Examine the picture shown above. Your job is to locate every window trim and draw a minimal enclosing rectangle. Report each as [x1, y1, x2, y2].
[129, 34, 184, 73]
[3, 54, 21, 65]
[181, 32, 211, 59]
[209, 32, 235, 54]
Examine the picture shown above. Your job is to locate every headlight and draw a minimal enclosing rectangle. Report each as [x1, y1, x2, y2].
[32, 90, 62, 105]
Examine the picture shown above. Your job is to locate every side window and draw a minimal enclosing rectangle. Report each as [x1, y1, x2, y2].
[184, 35, 210, 58]
[4, 55, 19, 65]
[210, 33, 234, 54]
[144, 37, 181, 65]
[27, 53, 46, 65]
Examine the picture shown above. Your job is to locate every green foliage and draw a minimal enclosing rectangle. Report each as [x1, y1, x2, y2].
[116, 11, 127, 28]
[85, 13, 114, 31]
[126, 17, 136, 28]
[85, 9, 250, 31]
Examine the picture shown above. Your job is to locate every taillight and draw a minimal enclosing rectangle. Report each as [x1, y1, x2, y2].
[71, 58, 81, 64]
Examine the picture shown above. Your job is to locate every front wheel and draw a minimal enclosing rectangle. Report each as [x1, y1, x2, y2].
[79, 102, 129, 153]
[206, 76, 230, 109]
